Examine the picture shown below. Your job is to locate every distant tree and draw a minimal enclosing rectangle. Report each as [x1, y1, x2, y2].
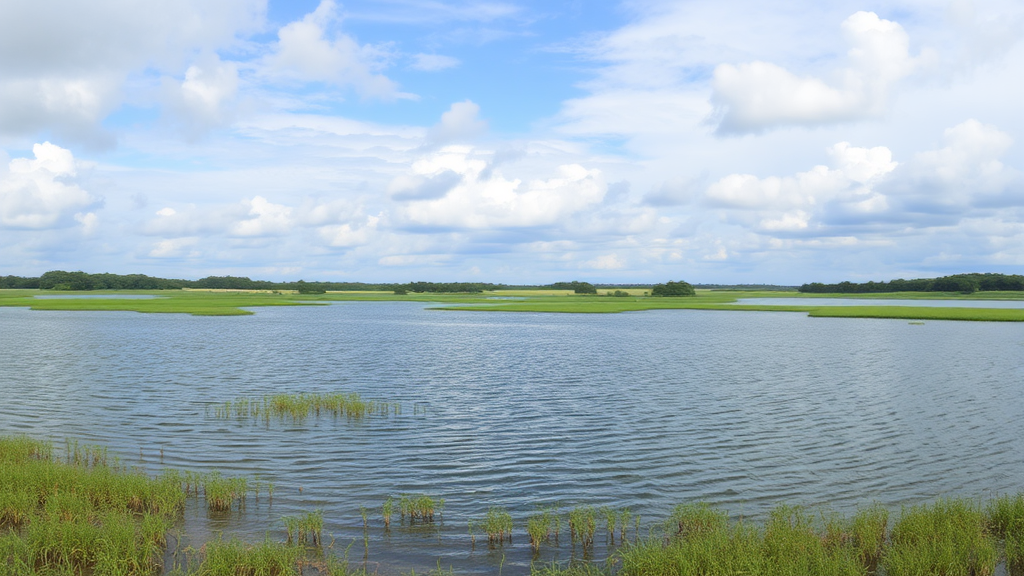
[295, 280, 326, 294]
[932, 275, 979, 294]
[651, 280, 696, 297]
[394, 287, 408, 295]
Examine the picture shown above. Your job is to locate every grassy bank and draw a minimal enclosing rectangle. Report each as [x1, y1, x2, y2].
[0, 436, 360, 575]
[2, 288, 1024, 321]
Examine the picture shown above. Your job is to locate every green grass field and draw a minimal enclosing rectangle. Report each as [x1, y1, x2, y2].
[2, 288, 1024, 321]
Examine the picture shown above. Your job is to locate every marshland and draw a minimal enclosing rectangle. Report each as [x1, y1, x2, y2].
[2, 299, 1024, 573]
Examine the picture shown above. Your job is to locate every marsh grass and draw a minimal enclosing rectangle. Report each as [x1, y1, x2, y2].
[382, 496, 395, 528]
[483, 507, 513, 545]
[0, 435, 185, 575]
[527, 508, 558, 550]
[569, 506, 597, 549]
[884, 498, 997, 576]
[399, 494, 442, 523]
[203, 472, 248, 512]
[214, 391, 400, 423]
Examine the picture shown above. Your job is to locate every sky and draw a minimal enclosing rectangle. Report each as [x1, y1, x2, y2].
[1, 0, 1023, 285]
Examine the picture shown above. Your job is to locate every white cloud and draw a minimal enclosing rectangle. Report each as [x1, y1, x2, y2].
[163, 54, 239, 140]
[319, 215, 379, 247]
[584, 253, 626, 270]
[400, 147, 607, 229]
[427, 100, 488, 143]
[0, 0, 262, 144]
[913, 119, 1013, 185]
[148, 237, 199, 259]
[263, 0, 405, 100]
[409, 54, 460, 71]
[231, 196, 294, 237]
[712, 11, 921, 133]
[0, 142, 99, 229]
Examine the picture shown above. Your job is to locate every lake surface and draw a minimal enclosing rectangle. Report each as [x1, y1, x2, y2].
[33, 294, 162, 299]
[2, 302, 1024, 573]
[735, 297, 1024, 308]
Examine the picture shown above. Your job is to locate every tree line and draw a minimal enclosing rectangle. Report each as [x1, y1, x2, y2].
[0, 271, 705, 296]
[0, 271, 605, 294]
[798, 273, 1024, 294]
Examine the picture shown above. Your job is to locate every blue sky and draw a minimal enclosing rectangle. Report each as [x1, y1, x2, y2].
[1, 0, 1023, 284]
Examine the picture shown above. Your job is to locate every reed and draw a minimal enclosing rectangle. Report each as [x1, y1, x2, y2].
[527, 509, 555, 550]
[1006, 524, 1024, 574]
[399, 494, 441, 523]
[382, 496, 394, 528]
[300, 509, 325, 546]
[188, 537, 302, 575]
[600, 507, 617, 544]
[203, 472, 248, 512]
[883, 497, 997, 576]
[569, 506, 597, 548]
[483, 506, 514, 545]
[214, 391, 400, 423]
[987, 493, 1024, 537]
[618, 508, 632, 543]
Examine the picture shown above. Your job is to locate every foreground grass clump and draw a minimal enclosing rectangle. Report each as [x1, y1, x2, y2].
[0, 435, 184, 575]
[884, 498, 997, 576]
[214, 392, 400, 422]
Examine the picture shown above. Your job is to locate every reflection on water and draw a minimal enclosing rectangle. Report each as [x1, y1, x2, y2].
[1, 303, 1023, 573]
[735, 297, 1024, 308]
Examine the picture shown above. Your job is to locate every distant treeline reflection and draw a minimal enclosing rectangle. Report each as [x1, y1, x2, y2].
[799, 273, 1024, 294]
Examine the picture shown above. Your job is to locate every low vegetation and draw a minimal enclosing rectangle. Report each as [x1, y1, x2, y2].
[212, 391, 400, 422]
[6, 434, 1024, 574]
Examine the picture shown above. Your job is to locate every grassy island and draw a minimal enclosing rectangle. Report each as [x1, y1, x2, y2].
[3, 287, 1024, 322]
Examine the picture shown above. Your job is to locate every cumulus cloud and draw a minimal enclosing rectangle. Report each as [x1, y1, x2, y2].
[427, 100, 488, 143]
[0, 0, 262, 144]
[263, 0, 406, 100]
[231, 196, 294, 237]
[409, 54, 461, 71]
[163, 54, 240, 140]
[0, 142, 100, 229]
[399, 146, 606, 229]
[148, 237, 200, 259]
[388, 170, 463, 200]
[318, 215, 379, 248]
[706, 141, 898, 234]
[712, 12, 921, 134]
[885, 119, 1020, 211]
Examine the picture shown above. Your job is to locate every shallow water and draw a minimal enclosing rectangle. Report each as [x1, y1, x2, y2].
[2, 303, 1023, 573]
[33, 294, 162, 299]
[735, 297, 1024, 308]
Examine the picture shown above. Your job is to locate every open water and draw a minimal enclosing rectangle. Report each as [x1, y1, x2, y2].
[2, 302, 1023, 573]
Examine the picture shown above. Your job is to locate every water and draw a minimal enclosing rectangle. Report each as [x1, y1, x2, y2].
[735, 297, 1024, 308]
[33, 294, 162, 299]
[2, 302, 1024, 573]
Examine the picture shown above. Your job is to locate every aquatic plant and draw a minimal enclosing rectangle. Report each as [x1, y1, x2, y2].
[483, 506, 513, 545]
[399, 493, 440, 523]
[569, 506, 597, 548]
[382, 496, 394, 528]
[527, 509, 555, 550]
[214, 391, 401, 423]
